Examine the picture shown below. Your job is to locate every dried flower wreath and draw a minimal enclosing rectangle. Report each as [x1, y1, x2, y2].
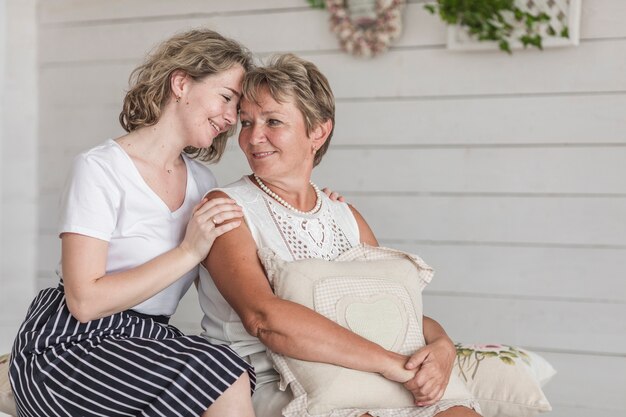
[324, 0, 405, 58]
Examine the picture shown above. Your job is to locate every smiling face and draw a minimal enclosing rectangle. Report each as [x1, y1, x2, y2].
[238, 86, 319, 183]
[175, 64, 245, 149]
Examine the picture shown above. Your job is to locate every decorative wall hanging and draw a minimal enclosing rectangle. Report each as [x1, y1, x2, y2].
[309, 0, 406, 58]
[426, 0, 581, 54]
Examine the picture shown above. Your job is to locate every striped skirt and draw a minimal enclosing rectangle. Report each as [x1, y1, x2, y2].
[10, 284, 255, 417]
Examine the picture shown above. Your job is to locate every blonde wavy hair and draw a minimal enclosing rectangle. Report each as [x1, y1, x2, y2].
[119, 29, 253, 162]
[241, 54, 335, 167]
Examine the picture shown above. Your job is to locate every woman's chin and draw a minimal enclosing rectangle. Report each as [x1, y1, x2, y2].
[250, 168, 278, 181]
[250, 168, 265, 177]
[247, 161, 269, 176]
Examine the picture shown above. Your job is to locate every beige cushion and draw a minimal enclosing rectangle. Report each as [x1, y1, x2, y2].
[259, 245, 477, 417]
[0, 353, 17, 416]
[453, 343, 555, 417]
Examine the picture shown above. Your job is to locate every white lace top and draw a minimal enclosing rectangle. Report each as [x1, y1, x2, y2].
[197, 176, 360, 359]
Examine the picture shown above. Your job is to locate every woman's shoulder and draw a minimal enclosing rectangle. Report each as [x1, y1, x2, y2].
[71, 139, 125, 174]
[321, 193, 352, 213]
[220, 176, 251, 191]
[207, 176, 259, 204]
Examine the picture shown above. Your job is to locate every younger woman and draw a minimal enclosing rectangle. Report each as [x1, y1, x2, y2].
[10, 29, 256, 417]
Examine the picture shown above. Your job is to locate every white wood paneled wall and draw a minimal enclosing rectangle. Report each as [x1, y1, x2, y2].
[0, 0, 37, 355]
[31, 1, 626, 416]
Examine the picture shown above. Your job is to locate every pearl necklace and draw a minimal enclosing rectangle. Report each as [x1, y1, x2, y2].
[253, 174, 322, 215]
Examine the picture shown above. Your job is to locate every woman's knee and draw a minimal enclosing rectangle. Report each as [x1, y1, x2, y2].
[203, 372, 255, 417]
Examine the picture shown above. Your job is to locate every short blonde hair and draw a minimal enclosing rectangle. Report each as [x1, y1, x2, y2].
[119, 29, 253, 162]
[241, 54, 335, 167]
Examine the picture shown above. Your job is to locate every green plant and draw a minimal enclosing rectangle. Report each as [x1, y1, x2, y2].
[307, 0, 326, 9]
[425, 0, 569, 53]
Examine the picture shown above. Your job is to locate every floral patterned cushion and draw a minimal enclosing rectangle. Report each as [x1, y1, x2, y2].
[452, 343, 555, 417]
[0, 353, 17, 416]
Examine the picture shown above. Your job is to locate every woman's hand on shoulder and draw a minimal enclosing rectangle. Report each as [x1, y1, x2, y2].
[178, 192, 243, 262]
[321, 187, 345, 202]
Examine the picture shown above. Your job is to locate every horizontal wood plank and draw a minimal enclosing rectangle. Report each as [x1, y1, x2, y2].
[0, 323, 22, 353]
[39, 65, 132, 107]
[316, 147, 626, 194]
[386, 243, 626, 302]
[36, 226, 626, 304]
[38, 0, 626, 61]
[39, 93, 626, 148]
[39, 12, 335, 64]
[38, 0, 308, 24]
[36, 274, 59, 292]
[39, 168, 626, 245]
[579, 0, 626, 40]
[317, 39, 626, 99]
[39, 38, 626, 106]
[37, 233, 60, 277]
[38, 4, 441, 64]
[40, 143, 626, 194]
[332, 93, 626, 145]
[425, 295, 626, 355]
[546, 406, 626, 417]
[540, 351, 626, 412]
[343, 194, 626, 246]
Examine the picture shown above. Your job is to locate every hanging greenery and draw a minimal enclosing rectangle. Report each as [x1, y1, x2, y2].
[306, 0, 326, 8]
[425, 0, 570, 53]
[306, 1, 571, 55]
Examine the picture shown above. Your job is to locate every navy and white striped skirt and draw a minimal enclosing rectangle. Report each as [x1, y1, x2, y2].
[10, 284, 255, 417]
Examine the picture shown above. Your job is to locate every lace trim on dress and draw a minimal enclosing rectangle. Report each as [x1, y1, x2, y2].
[263, 197, 353, 261]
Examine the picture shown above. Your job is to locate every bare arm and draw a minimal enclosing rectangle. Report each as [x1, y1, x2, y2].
[63, 197, 242, 322]
[422, 316, 455, 356]
[204, 191, 412, 382]
[348, 204, 378, 246]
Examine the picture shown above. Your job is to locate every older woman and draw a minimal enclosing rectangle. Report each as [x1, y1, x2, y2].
[198, 54, 481, 417]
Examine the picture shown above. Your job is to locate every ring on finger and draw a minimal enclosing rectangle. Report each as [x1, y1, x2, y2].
[211, 217, 219, 225]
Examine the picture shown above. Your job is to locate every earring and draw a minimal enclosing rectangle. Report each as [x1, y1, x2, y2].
[176, 95, 181, 103]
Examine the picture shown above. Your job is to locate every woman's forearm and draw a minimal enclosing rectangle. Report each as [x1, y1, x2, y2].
[421, 316, 456, 362]
[423, 316, 454, 346]
[248, 296, 414, 382]
[64, 244, 200, 322]
[65, 197, 242, 322]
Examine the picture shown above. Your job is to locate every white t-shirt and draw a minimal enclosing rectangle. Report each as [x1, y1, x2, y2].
[58, 139, 218, 316]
